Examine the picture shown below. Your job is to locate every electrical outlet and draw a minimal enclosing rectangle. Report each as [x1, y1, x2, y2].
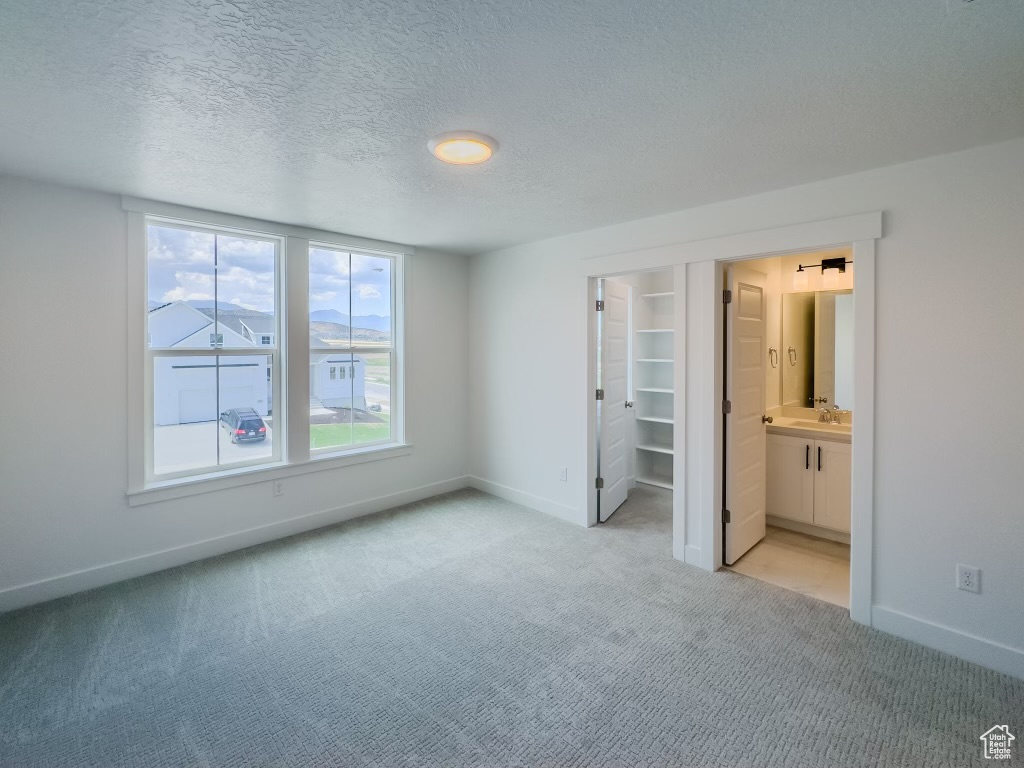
[273, 480, 284, 497]
[560, 467, 568, 482]
[956, 563, 980, 593]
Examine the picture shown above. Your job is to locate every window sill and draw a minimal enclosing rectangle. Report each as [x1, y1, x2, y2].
[127, 443, 413, 507]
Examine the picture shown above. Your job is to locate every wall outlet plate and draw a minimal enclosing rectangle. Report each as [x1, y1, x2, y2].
[956, 563, 981, 593]
[273, 480, 284, 497]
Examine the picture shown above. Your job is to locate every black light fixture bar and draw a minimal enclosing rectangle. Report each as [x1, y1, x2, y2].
[796, 256, 853, 274]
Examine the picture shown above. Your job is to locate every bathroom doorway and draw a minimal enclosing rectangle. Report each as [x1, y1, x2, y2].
[721, 249, 854, 607]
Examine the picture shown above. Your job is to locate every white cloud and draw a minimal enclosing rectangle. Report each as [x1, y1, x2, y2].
[357, 284, 382, 299]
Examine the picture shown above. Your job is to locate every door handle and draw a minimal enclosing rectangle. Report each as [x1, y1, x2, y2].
[806, 444, 810, 470]
[817, 446, 822, 472]
[761, 415, 773, 424]
[625, 401, 634, 408]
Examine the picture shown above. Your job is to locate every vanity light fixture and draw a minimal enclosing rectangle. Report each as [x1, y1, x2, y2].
[794, 256, 852, 291]
[428, 131, 498, 165]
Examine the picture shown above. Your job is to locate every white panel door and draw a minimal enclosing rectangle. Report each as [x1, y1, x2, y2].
[766, 433, 814, 523]
[813, 439, 852, 532]
[599, 279, 630, 520]
[725, 266, 768, 565]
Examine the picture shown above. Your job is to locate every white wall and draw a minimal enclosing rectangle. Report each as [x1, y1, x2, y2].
[0, 176, 469, 609]
[468, 138, 1024, 673]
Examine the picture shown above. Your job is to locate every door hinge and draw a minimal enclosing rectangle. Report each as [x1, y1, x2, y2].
[723, 289, 732, 304]
[595, 477, 604, 489]
[596, 389, 605, 400]
[722, 399, 732, 414]
[596, 299, 605, 311]
[723, 509, 731, 523]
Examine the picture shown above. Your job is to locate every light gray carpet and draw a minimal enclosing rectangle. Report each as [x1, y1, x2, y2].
[1, 487, 1020, 767]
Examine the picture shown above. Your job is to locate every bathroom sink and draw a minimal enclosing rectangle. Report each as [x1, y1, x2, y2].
[793, 419, 851, 433]
[769, 417, 852, 434]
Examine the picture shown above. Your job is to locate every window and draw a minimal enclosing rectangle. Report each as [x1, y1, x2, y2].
[146, 221, 280, 480]
[309, 246, 395, 453]
[136, 210, 405, 491]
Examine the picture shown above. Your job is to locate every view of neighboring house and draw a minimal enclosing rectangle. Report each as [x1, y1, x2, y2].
[148, 302, 272, 426]
[310, 339, 367, 410]
[148, 301, 368, 425]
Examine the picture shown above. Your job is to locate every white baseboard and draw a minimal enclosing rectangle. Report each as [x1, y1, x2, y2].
[683, 545, 703, 567]
[0, 476, 471, 614]
[872, 606, 1024, 680]
[467, 476, 582, 526]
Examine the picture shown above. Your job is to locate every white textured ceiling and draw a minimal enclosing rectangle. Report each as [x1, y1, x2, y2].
[1, 0, 1022, 254]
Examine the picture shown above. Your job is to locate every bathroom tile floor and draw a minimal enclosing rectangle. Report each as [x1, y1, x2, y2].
[727, 526, 851, 608]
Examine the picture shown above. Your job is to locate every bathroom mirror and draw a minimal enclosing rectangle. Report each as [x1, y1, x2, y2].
[781, 290, 853, 409]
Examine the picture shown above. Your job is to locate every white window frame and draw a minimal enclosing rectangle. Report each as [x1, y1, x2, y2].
[308, 243, 400, 458]
[125, 198, 409, 506]
[143, 217, 284, 484]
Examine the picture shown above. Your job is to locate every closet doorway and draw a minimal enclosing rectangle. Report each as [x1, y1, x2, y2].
[594, 269, 676, 525]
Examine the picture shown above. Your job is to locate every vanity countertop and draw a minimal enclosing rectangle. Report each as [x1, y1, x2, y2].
[766, 417, 851, 443]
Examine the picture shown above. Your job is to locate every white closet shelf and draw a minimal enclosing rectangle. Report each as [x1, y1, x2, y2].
[636, 387, 673, 394]
[635, 328, 673, 334]
[637, 475, 673, 490]
[636, 358, 673, 363]
[636, 416, 674, 424]
[637, 444, 674, 455]
[640, 292, 674, 299]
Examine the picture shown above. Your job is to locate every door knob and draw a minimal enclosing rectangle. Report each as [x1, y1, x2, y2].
[761, 415, 773, 424]
[625, 401, 634, 408]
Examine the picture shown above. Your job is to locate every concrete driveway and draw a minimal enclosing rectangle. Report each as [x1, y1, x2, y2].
[154, 420, 274, 475]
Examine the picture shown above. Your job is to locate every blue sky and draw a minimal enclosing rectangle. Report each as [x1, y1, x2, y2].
[147, 226, 391, 317]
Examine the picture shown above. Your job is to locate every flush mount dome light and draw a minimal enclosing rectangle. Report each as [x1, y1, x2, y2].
[428, 131, 498, 165]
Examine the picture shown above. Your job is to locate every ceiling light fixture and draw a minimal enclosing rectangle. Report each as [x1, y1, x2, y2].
[428, 131, 498, 165]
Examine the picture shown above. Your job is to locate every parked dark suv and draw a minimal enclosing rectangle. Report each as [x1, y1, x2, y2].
[219, 408, 267, 443]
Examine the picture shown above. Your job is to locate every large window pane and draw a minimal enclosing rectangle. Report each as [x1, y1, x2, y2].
[153, 355, 274, 475]
[309, 246, 394, 453]
[147, 225, 276, 351]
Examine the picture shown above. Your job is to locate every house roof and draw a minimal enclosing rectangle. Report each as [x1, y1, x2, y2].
[239, 316, 276, 335]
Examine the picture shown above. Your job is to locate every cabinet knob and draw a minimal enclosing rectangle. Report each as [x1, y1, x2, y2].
[761, 415, 773, 424]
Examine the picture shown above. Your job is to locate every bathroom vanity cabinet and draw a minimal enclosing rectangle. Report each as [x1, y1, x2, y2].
[766, 433, 851, 533]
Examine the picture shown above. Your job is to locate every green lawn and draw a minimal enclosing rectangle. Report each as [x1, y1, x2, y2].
[310, 416, 391, 449]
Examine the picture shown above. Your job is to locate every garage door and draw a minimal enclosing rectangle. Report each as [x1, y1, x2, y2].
[177, 386, 257, 424]
[219, 386, 255, 414]
[178, 389, 216, 424]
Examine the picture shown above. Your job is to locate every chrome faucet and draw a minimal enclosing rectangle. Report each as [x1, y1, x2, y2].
[831, 405, 843, 425]
[818, 407, 834, 424]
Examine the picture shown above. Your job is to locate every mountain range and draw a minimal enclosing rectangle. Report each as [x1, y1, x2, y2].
[309, 309, 390, 332]
[147, 300, 390, 333]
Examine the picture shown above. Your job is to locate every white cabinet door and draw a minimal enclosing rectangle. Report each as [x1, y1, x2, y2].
[813, 439, 852, 532]
[766, 434, 814, 523]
